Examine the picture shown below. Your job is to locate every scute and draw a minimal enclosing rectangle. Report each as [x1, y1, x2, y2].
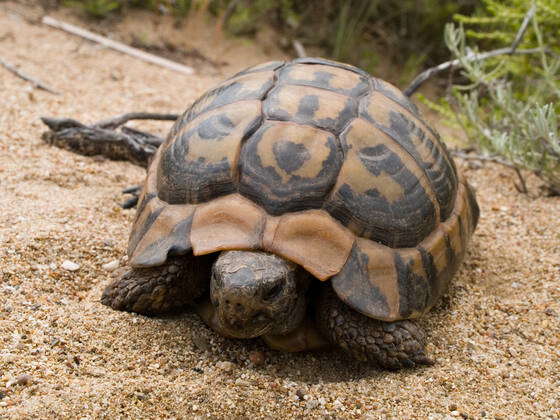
[190, 194, 266, 255]
[278, 63, 369, 97]
[168, 70, 275, 140]
[157, 101, 262, 204]
[370, 77, 420, 116]
[292, 57, 371, 79]
[325, 118, 439, 248]
[128, 196, 195, 267]
[264, 84, 357, 134]
[360, 91, 458, 220]
[239, 121, 343, 215]
[263, 209, 355, 280]
[331, 179, 478, 321]
[231, 60, 285, 78]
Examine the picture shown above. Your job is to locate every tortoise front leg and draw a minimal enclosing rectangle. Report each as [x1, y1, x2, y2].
[316, 286, 433, 369]
[101, 254, 213, 315]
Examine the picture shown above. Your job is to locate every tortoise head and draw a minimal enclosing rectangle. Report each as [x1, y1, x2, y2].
[210, 250, 309, 338]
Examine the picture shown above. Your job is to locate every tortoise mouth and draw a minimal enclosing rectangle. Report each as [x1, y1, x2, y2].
[215, 311, 274, 339]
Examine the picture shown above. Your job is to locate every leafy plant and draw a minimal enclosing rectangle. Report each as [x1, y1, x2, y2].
[433, 1, 560, 194]
[65, 0, 121, 18]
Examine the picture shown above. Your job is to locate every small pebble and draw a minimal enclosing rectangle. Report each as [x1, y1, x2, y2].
[544, 308, 557, 317]
[295, 389, 305, 400]
[134, 391, 148, 400]
[102, 260, 120, 271]
[191, 335, 211, 352]
[88, 368, 105, 377]
[15, 374, 32, 386]
[467, 160, 483, 170]
[248, 350, 266, 366]
[61, 260, 80, 271]
[103, 239, 115, 247]
[216, 361, 235, 372]
[66, 354, 80, 367]
[306, 399, 319, 410]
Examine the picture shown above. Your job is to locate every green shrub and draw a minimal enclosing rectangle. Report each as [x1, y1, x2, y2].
[426, 1, 560, 194]
[65, 0, 122, 18]
[221, 0, 477, 76]
[62, 0, 476, 77]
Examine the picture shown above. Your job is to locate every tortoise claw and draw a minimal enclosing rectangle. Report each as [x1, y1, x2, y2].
[121, 185, 141, 209]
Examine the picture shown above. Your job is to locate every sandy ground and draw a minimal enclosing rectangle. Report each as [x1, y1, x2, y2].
[1, 4, 559, 419]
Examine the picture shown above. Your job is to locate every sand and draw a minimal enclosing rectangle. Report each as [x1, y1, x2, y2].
[1, 3, 559, 419]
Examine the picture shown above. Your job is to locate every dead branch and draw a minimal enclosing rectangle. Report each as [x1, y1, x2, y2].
[93, 112, 179, 130]
[221, 0, 243, 30]
[451, 149, 528, 194]
[510, 3, 536, 53]
[0, 57, 59, 94]
[404, 47, 543, 96]
[404, 4, 539, 96]
[42, 16, 195, 76]
[292, 40, 307, 58]
[41, 116, 164, 167]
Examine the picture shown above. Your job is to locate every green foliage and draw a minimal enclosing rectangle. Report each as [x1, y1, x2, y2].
[61, 0, 476, 77]
[65, 0, 196, 18]
[439, 1, 560, 193]
[222, 0, 477, 75]
[170, 0, 192, 18]
[65, 0, 121, 18]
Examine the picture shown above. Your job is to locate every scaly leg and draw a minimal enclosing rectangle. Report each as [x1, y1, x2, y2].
[316, 286, 433, 369]
[101, 254, 213, 315]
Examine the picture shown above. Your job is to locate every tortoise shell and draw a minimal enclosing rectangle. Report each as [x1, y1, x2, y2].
[127, 58, 479, 322]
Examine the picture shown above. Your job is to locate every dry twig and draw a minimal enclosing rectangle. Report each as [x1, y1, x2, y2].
[40, 115, 169, 168]
[404, 47, 543, 96]
[292, 40, 307, 58]
[93, 112, 179, 130]
[0, 57, 59, 94]
[404, 4, 538, 96]
[42, 16, 195, 75]
[451, 150, 528, 194]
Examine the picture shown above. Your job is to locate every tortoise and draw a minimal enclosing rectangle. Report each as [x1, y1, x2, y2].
[101, 57, 479, 369]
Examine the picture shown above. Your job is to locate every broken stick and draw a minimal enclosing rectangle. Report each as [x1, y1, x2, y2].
[42, 16, 195, 76]
[0, 57, 59, 94]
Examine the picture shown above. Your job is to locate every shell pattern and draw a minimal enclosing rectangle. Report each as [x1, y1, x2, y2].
[127, 58, 479, 322]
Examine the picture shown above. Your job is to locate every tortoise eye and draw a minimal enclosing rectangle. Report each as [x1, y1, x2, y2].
[263, 282, 284, 301]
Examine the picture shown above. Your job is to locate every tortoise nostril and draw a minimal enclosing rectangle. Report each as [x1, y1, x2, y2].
[263, 281, 284, 301]
[254, 311, 268, 323]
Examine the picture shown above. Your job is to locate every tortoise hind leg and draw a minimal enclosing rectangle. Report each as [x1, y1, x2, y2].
[316, 286, 433, 369]
[101, 254, 213, 315]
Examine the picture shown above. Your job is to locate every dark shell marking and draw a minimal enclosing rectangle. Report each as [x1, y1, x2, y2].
[158, 101, 262, 204]
[264, 84, 357, 134]
[325, 119, 438, 248]
[331, 180, 479, 321]
[127, 58, 479, 321]
[239, 121, 343, 214]
[277, 63, 370, 97]
[360, 92, 458, 220]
